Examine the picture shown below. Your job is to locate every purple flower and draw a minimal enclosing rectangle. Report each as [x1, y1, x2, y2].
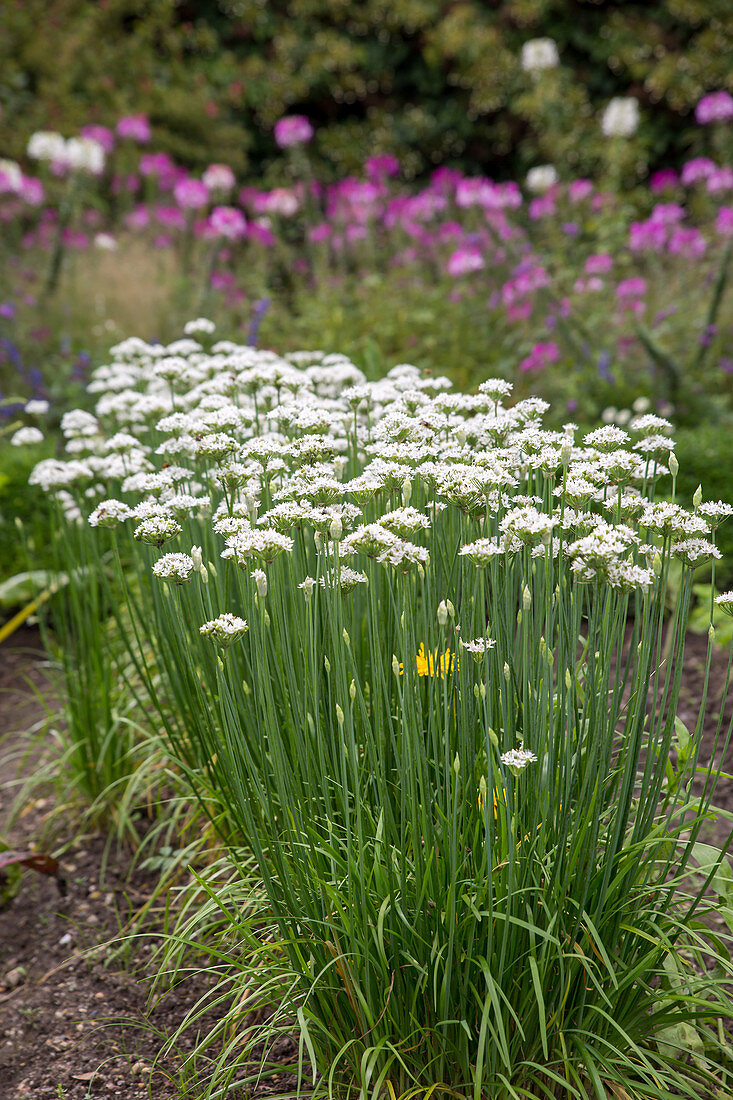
[649, 168, 678, 193]
[717, 207, 733, 237]
[208, 205, 247, 240]
[447, 245, 484, 277]
[567, 179, 593, 202]
[0, 302, 16, 320]
[616, 277, 647, 299]
[365, 154, 400, 181]
[173, 177, 210, 211]
[519, 340, 560, 373]
[667, 227, 707, 258]
[117, 114, 151, 143]
[202, 163, 236, 193]
[18, 176, 44, 205]
[681, 157, 716, 185]
[273, 115, 313, 148]
[695, 91, 733, 125]
[308, 223, 332, 243]
[80, 125, 115, 153]
[707, 168, 733, 194]
[585, 253, 613, 275]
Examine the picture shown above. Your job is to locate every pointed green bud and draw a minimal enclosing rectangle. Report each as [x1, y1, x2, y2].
[693, 485, 702, 508]
[242, 680, 251, 696]
[342, 628, 350, 647]
[668, 453, 679, 478]
[401, 478, 412, 506]
[437, 600, 449, 626]
[349, 679, 356, 701]
[453, 753, 460, 775]
[565, 669, 572, 690]
[324, 655, 331, 674]
[522, 585, 532, 611]
[392, 654, 400, 677]
[487, 726, 498, 747]
[336, 704, 344, 726]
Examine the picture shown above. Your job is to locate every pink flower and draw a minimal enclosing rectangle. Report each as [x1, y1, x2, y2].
[254, 188, 300, 217]
[208, 206, 247, 240]
[519, 340, 560, 373]
[247, 220, 276, 247]
[447, 245, 484, 276]
[173, 177, 209, 210]
[695, 91, 733, 125]
[681, 157, 716, 185]
[155, 205, 186, 230]
[365, 154, 400, 181]
[308, 223, 332, 243]
[649, 168, 678, 193]
[707, 168, 733, 194]
[667, 227, 707, 258]
[80, 125, 115, 153]
[528, 194, 556, 220]
[716, 207, 733, 237]
[616, 277, 647, 299]
[585, 253, 613, 274]
[567, 179, 593, 202]
[202, 163, 236, 193]
[18, 176, 44, 205]
[117, 115, 151, 143]
[273, 115, 313, 148]
[124, 205, 150, 230]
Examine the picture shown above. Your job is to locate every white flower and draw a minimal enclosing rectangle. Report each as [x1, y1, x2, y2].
[251, 568, 268, 597]
[200, 612, 248, 645]
[671, 538, 722, 568]
[714, 592, 733, 617]
[11, 426, 44, 446]
[526, 165, 558, 193]
[134, 515, 181, 546]
[27, 131, 66, 162]
[89, 499, 134, 528]
[583, 425, 630, 451]
[25, 399, 50, 416]
[0, 158, 22, 192]
[459, 636, 497, 662]
[152, 553, 195, 583]
[64, 137, 106, 175]
[459, 537, 505, 567]
[521, 38, 559, 73]
[601, 97, 640, 138]
[318, 566, 368, 594]
[184, 318, 216, 336]
[94, 233, 117, 250]
[500, 745, 538, 772]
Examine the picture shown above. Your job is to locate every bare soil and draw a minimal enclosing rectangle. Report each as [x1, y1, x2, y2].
[0, 626, 731, 1099]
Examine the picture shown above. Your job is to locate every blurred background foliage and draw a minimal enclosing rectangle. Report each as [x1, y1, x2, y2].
[1, 0, 732, 183]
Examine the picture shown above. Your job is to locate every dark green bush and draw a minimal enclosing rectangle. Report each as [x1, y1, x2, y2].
[1, 0, 731, 181]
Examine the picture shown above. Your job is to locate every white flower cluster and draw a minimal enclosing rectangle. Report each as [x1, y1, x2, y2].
[521, 38, 559, 73]
[28, 326, 731, 643]
[601, 97, 640, 139]
[199, 613, 248, 646]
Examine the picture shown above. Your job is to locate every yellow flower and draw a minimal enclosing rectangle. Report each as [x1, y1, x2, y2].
[414, 643, 455, 678]
[478, 780, 504, 818]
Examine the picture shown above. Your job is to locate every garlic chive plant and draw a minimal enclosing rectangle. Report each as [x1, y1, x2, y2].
[29, 326, 733, 1098]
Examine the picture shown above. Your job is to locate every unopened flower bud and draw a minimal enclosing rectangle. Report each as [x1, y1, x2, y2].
[522, 585, 532, 611]
[453, 753, 460, 775]
[669, 453, 679, 478]
[349, 679, 356, 701]
[693, 485, 702, 508]
[242, 679, 251, 696]
[446, 599, 455, 620]
[324, 655, 331, 674]
[561, 439, 572, 468]
[336, 704, 344, 726]
[252, 569, 267, 598]
[487, 726, 498, 747]
[504, 662, 510, 681]
[652, 553, 662, 576]
[191, 545, 203, 571]
[199, 565, 208, 583]
[392, 654, 400, 677]
[263, 609, 270, 627]
[329, 515, 343, 541]
[709, 623, 716, 643]
[401, 478, 412, 505]
[479, 774, 487, 800]
[208, 561, 217, 579]
[314, 531, 323, 551]
[342, 628, 350, 646]
[437, 600, 449, 626]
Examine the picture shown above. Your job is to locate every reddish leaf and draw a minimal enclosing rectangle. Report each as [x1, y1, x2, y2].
[0, 850, 66, 894]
